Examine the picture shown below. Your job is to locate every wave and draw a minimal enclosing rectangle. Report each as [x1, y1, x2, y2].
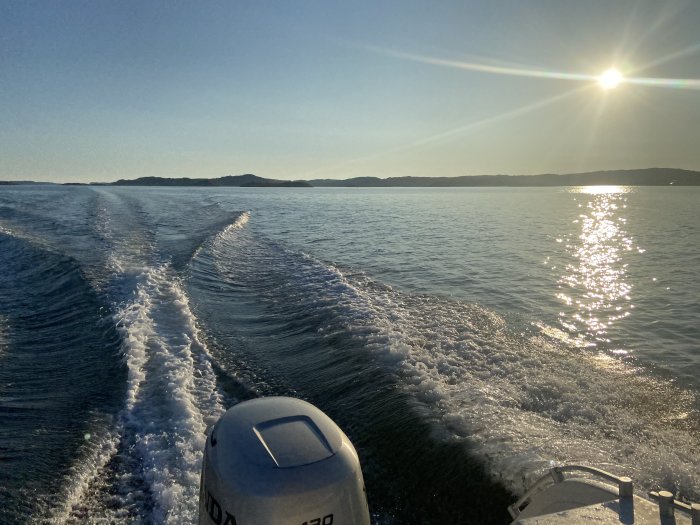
[37, 270, 225, 524]
[197, 229, 700, 502]
[18, 195, 241, 524]
[190, 211, 250, 264]
[35, 419, 121, 525]
[90, 189, 159, 278]
[50, 262, 229, 522]
[348, 281, 699, 497]
[0, 232, 126, 525]
[105, 264, 225, 523]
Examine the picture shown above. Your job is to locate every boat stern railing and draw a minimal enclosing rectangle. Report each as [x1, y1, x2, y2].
[508, 464, 700, 525]
[508, 465, 633, 520]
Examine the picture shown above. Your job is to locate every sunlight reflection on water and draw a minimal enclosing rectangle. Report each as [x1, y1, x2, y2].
[571, 185, 631, 195]
[557, 186, 637, 347]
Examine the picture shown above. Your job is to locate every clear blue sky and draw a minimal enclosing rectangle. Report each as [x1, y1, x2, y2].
[2, 0, 699, 182]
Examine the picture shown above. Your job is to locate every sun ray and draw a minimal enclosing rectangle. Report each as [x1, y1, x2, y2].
[362, 45, 596, 83]
[621, 2, 688, 60]
[359, 44, 700, 92]
[636, 41, 700, 72]
[625, 75, 700, 90]
[304, 84, 590, 178]
[576, 94, 610, 172]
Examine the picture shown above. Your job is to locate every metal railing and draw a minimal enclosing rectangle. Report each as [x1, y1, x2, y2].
[508, 464, 632, 519]
[508, 464, 700, 525]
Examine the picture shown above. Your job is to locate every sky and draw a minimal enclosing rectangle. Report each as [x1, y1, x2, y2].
[1, 0, 700, 183]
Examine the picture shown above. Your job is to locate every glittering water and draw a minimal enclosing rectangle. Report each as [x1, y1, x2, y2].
[555, 186, 635, 345]
[0, 185, 698, 525]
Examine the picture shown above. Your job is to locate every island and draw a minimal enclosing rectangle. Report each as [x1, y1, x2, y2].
[109, 174, 311, 187]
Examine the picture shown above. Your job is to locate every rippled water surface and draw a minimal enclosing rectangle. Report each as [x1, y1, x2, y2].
[0, 185, 698, 524]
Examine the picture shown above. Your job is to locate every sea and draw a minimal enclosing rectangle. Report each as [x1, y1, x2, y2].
[0, 184, 698, 524]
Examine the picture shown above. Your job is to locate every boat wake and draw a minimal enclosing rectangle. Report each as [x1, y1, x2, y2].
[349, 280, 699, 498]
[27, 193, 248, 524]
[192, 223, 700, 502]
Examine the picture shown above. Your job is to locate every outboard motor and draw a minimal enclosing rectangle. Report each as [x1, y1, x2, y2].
[199, 397, 371, 525]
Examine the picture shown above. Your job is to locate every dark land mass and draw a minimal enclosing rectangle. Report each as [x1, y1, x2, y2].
[240, 180, 313, 188]
[108, 174, 311, 187]
[3, 168, 699, 187]
[311, 168, 700, 187]
[0, 180, 56, 185]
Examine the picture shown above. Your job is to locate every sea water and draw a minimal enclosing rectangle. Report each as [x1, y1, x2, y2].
[0, 185, 698, 524]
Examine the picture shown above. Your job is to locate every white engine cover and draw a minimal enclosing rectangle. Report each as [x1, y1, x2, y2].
[199, 397, 371, 525]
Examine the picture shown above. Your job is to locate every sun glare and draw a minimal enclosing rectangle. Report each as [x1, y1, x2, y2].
[598, 68, 623, 90]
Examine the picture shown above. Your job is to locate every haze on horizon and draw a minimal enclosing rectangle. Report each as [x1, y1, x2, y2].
[2, 0, 700, 184]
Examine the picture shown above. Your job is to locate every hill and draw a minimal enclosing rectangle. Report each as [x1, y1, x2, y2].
[311, 168, 700, 187]
[0, 180, 56, 185]
[109, 174, 311, 187]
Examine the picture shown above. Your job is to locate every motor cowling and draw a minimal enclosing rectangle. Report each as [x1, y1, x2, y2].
[199, 397, 371, 525]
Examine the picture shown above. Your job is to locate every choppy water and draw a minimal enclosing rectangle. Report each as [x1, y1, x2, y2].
[0, 185, 698, 524]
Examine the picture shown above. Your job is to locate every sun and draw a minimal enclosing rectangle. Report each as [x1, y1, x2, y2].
[598, 67, 623, 90]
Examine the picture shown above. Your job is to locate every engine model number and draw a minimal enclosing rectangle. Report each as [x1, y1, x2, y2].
[301, 514, 333, 525]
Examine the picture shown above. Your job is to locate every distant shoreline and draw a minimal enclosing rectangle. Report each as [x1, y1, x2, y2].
[1, 168, 699, 187]
[310, 168, 699, 187]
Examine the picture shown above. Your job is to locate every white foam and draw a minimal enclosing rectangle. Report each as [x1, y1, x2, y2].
[258, 251, 699, 501]
[44, 201, 227, 524]
[192, 211, 250, 263]
[42, 260, 225, 524]
[209, 211, 250, 250]
[344, 277, 700, 499]
[223, 211, 250, 233]
[0, 222, 15, 237]
[35, 423, 121, 525]
[110, 264, 225, 523]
